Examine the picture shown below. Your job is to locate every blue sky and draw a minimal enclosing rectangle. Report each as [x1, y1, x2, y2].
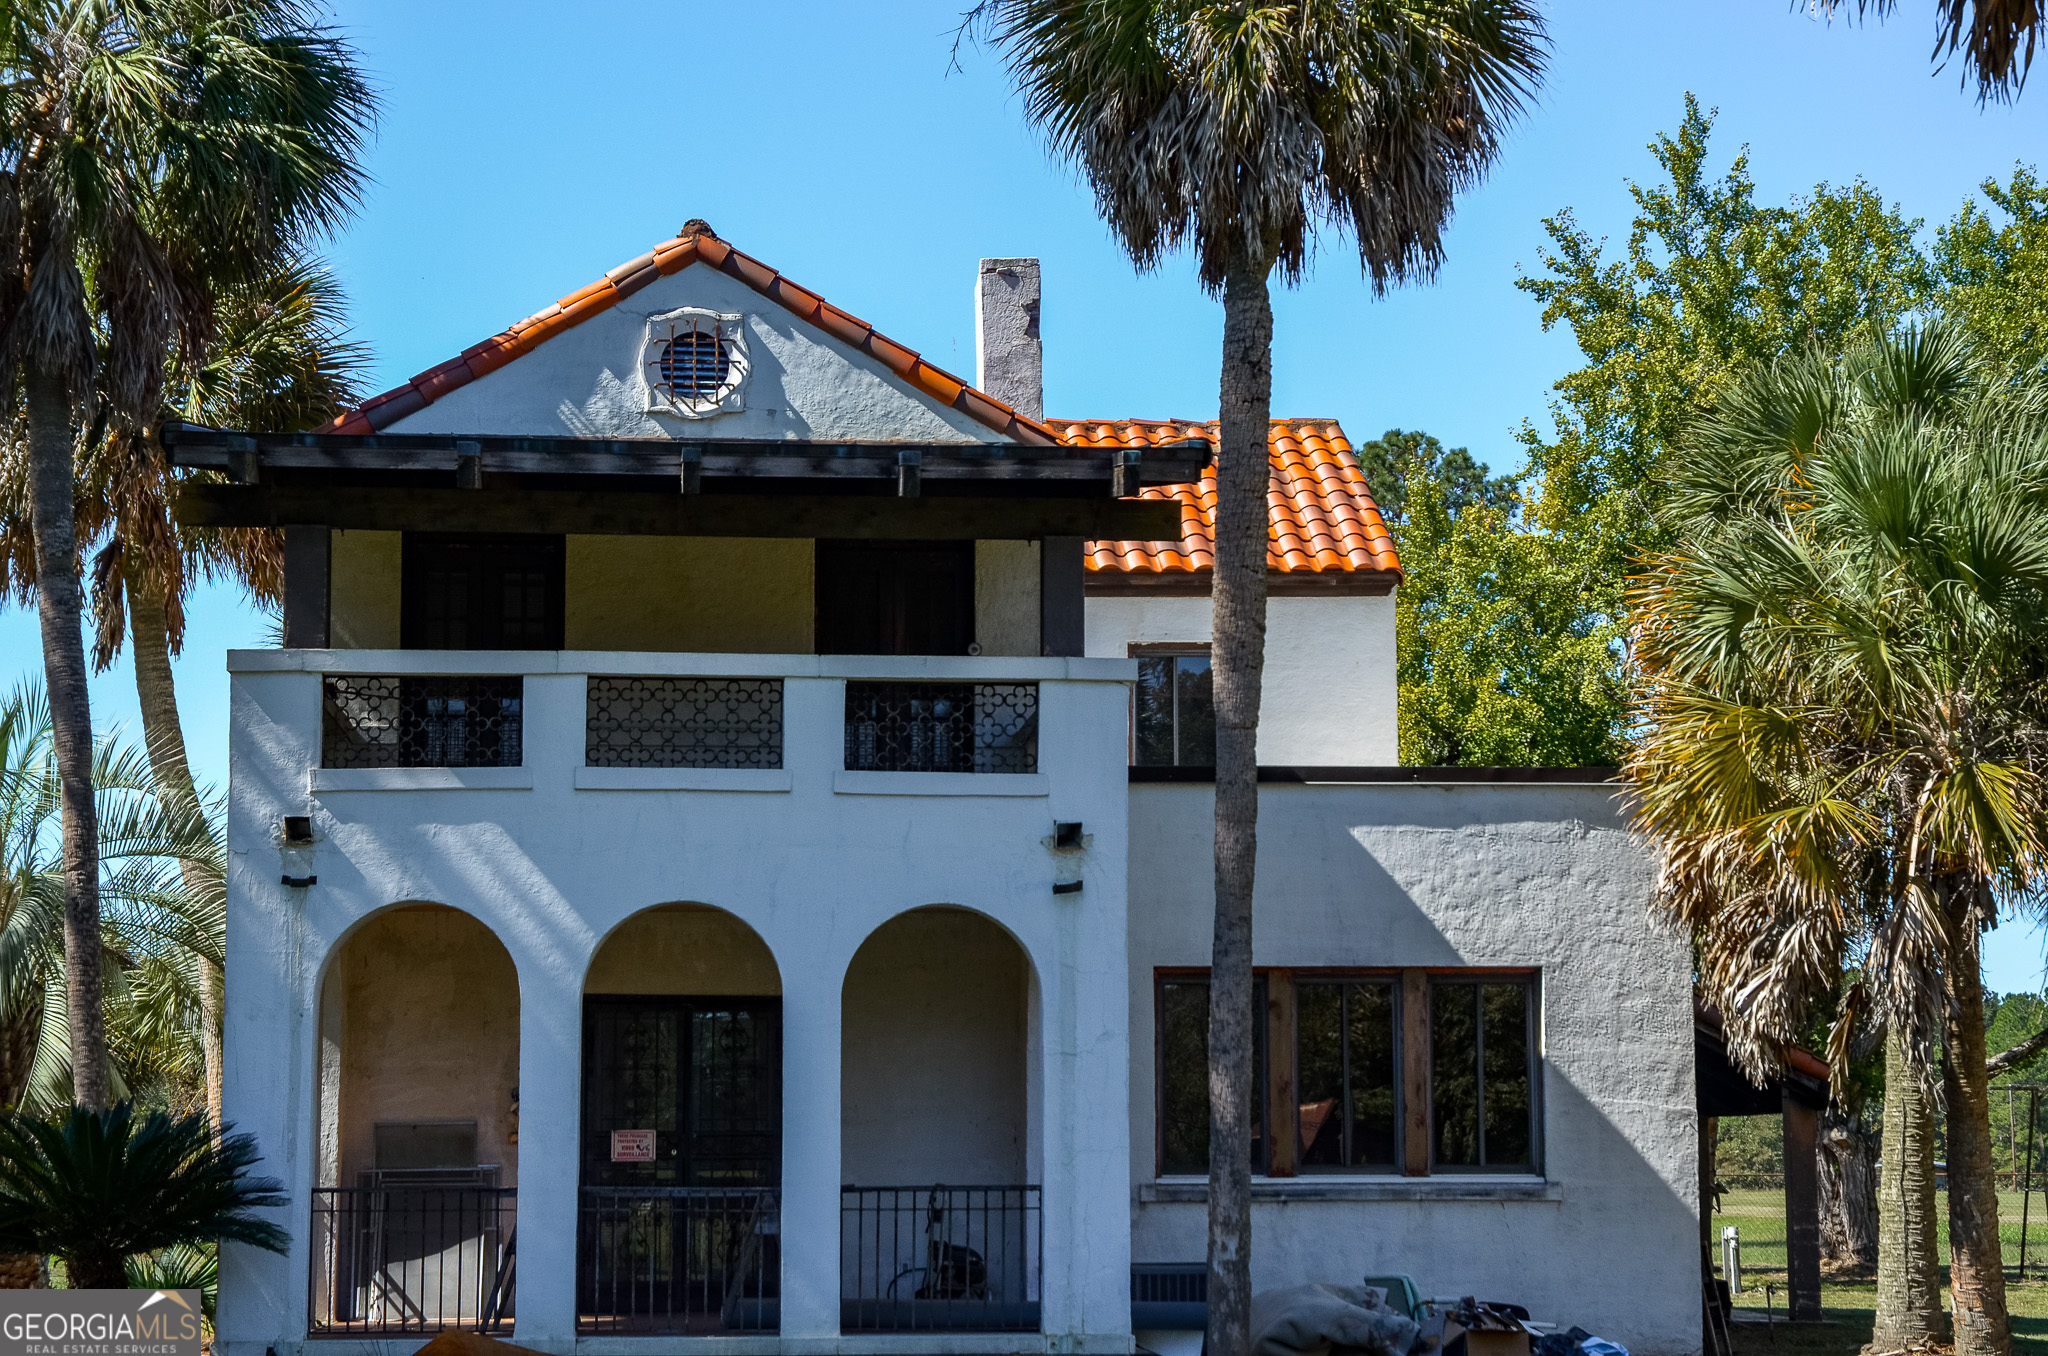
[6, 0, 2048, 985]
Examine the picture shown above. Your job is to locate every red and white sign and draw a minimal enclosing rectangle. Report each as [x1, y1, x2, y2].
[610, 1129, 657, 1162]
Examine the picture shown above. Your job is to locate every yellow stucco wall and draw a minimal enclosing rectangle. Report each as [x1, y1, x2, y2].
[841, 908, 1028, 1183]
[975, 541, 1039, 657]
[324, 905, 521, 1186]
[585, 905, 783, 995]
[329, 530, 401, 648]
[565, 536, 814, 653]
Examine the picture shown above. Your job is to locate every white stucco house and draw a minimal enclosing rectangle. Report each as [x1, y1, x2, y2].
[183, 223, 1699, 1356]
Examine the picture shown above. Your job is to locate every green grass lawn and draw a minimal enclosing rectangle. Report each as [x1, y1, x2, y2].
[1713, 1189, 2048, 1355]
[1716, 1188, 2048, 1271]
[1727, 1281, 2048, 1356]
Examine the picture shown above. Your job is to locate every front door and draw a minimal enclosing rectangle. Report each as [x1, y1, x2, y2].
[578, 997, 780, 1331]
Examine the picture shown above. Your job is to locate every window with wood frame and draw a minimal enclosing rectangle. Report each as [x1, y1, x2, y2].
[1154, 969, 1540, 1177]
[1130, 645, 1215, 766]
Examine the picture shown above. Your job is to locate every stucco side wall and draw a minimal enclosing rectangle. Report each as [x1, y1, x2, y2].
[1126, 782, 1695, 1356]
[329, 530, 401, 649]
[565, 535, 814, 653]
[1084, 592, 1397, 764]
[841, 909, 1029, 1185]
[584, 904, 783, 995]
[326, 905, 520, 1188]
[384, 263, 1000, 443]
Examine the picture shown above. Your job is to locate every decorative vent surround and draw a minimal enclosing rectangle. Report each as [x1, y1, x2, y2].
[643, 306, 748, 418]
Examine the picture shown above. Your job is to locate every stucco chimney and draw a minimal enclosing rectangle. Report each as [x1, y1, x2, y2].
[976, 258, 1043, 421]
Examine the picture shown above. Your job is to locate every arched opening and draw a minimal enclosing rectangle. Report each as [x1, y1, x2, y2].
[578, 905, 782, 1336]
[839, 907, 1039, 1333]
[311, 904, 519, 1336]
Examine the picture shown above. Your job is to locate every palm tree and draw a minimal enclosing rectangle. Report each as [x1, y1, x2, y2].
[0, 680, 223, 1114]
[80, 257, 367, 1128]
[1627, 326, 2048, 1356]
[0, 1103, 284, 1289]
[1816, 1, 2044, 101]
[0, 0, 372, 1108]
[967, 5, 1544, 1351]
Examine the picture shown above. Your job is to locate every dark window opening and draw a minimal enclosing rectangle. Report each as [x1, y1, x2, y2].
[815, 540, 974, 656]
[1430, 979, 1537, 1171]
[402, 533, 564, 650]
[580, 996, 781, 1189]
[1155, 969, 1539, 1178]
[1296, 981, 1399, 1172]
[1133, 652, 1215, 766]
[1156, 976, 1267, 1175]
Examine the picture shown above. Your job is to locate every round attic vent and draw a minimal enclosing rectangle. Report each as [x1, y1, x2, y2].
[657, 328, 730, 398]
[642, 306, 748, 419]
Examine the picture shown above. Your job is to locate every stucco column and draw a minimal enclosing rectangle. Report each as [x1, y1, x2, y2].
[506, 674, 591, 1351]
[1036, 679, 1134, 1348]
[508, 945, 583, 1347]
[218, 669, 324, 1356]
[779, 978, 843, 1338]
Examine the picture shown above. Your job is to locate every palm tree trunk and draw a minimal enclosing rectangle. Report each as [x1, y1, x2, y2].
[1819, 1113, 1879, 1276]
[126, 570, 223, 1131]
[23, 368, 109, 1112]
[1943, 882, 2010, 1356]
[1874, 1027, 1945, 1348]
[1205, 246, 1273, 1356]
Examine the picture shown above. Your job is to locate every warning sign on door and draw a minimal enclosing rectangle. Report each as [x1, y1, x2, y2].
[611, 1129, 657, 1162]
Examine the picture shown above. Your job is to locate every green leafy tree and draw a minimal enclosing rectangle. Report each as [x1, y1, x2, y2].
[1353, 428, 1512, 528]
[1404, 97, 1932, 767]
[1394, 476, 1625, 765]
[968, 5, 1545, 1351]
[1936, 167, 2048, 376]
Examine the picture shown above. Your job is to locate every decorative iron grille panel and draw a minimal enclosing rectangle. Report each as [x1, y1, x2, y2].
[322, 676, 524, 769]
[843, 683, 1037, 775]
[586, 679, 783, 769]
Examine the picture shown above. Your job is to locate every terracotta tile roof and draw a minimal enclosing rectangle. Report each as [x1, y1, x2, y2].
[321, 227, 1059, 446]
[1054, 418, 1401, 577]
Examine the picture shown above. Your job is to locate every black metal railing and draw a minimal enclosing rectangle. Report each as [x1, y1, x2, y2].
[586, 677, 783, 769]
[843, 683, 1037, 774]
[322, 675, 524, 768]
[578, 1186, 780, 1334]
[841, 1185, 1041, 1332]
[309, 1185, 516, 1334]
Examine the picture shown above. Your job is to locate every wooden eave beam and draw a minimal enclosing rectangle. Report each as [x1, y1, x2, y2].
[161, 423, 1212, 486]
[172, 483, 1186, 541]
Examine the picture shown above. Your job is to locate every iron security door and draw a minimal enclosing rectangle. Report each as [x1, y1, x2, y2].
[579, 998, 781, 1327]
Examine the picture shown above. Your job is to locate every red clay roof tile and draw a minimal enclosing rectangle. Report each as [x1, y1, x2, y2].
[1052, 418, 1401, 578]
